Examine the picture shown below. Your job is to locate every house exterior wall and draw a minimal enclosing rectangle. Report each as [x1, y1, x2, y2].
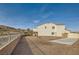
[33, 23, 65, 37]
[68, 33, 79, 38]
[55, 25, 65, 36]
[33, 23, 79, 38]
[37, 23, 56, 36]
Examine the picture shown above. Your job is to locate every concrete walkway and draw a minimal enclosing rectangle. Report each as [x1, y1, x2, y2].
[49, 38, 78, 45]
[11, 37, 33, 55]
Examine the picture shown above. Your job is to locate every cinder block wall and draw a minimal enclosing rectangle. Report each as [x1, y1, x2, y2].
[37, 36, 62, 40]
[0, 36, 21, 55]
[68, 33, 79, 39]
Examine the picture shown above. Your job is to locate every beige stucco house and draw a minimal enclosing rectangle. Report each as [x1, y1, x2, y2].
[33, 23, 79, 38]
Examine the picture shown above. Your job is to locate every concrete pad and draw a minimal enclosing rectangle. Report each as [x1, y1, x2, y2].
[49, 38, 78, 45]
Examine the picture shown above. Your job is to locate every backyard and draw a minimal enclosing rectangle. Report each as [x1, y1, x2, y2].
[26, 36, 79, 55]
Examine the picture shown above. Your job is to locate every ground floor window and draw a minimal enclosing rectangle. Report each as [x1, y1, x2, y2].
[51, 32, 54, 35]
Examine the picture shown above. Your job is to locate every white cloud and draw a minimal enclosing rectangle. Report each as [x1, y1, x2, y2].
[33, 20, 40, 24]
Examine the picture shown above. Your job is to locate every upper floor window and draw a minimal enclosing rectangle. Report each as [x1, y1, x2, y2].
[52, 26, 55, 29]
[45, 26, 47, 29]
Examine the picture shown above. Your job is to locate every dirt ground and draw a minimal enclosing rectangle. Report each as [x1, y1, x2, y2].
[26, 36, 79, 55]
[12, 37, 33, 55]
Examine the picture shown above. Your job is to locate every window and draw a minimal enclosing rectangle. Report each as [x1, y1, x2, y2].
[45, 26, 47, 29]
[51, 32, 54, 35]
[52, 26, 55, 29]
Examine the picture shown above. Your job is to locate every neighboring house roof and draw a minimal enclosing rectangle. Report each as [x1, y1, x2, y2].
[65, 28, 71, 31]
[71, 32, 79, 34]
[55, 23, 64, 25]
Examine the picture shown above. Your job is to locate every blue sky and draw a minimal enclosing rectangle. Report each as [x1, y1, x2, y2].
[0, 3, 79, 31]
